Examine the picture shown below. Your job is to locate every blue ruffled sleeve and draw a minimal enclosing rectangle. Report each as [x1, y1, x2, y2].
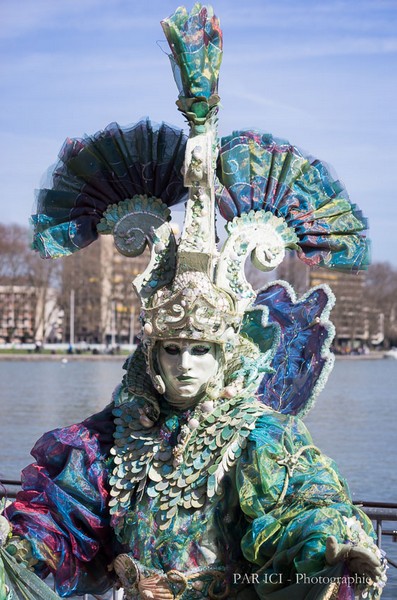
[4, 405, 117, 597]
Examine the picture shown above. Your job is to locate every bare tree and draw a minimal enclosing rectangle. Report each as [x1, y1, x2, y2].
[0, 224, 31, 282]
[59, 245, 102, 344]
[26, 253, 62, 342]
[0, 224, 61, 343]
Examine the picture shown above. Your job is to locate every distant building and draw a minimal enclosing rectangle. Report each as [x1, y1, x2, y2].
[0, 285, 60, 343]
[61, 236, 150, 345]
[99, 235, 149, 345]
[309, 269, 383, 350]
[276, 252, 310, 295]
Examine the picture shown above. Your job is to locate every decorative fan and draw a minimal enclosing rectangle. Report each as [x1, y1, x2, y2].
[216, 130, 370, 271]
[1, 499, 60, 600]
[32, 119, 188, 258]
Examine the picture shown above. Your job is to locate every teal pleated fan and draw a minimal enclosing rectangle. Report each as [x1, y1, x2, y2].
[216, 130, 370, 271]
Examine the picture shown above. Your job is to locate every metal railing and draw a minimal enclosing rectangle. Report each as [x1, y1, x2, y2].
[354, 500, 397, 569]
[81, 590, 122, 600]
[0, 479, 20, 497]
[1, 481, 396, 598]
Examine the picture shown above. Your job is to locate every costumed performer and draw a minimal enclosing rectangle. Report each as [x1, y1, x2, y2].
[0, 4, 388, 600]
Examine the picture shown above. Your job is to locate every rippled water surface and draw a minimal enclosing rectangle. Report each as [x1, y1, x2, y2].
[0, 357, 396, 597]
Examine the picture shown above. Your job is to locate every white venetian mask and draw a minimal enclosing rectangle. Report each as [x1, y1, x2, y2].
[157, 340, 220, 409]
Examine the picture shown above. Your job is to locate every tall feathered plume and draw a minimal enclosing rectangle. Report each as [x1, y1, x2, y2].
[161, 3, 222, 127]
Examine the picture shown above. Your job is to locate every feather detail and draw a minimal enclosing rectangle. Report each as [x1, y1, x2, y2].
[161, 4, 222, 126]
[209, 435, 246, 497]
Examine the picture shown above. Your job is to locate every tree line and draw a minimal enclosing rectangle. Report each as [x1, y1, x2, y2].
[1, 223, 396, 347]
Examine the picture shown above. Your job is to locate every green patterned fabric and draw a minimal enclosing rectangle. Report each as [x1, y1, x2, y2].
[161, 3, 223, 127]
[237, 412, 376, 597]
[107, 382, 381, 599]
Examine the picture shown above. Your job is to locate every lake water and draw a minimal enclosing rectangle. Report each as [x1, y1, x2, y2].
[0, 357, 396, 598]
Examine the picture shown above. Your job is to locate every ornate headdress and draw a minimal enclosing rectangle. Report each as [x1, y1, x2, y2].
[31, 4, 370, 416]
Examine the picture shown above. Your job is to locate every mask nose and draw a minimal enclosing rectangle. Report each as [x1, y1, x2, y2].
[179, 348, 191, 372]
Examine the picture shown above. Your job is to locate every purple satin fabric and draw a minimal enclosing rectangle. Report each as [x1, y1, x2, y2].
[4, 405, 117, 597]
[255, 282, 333, 415]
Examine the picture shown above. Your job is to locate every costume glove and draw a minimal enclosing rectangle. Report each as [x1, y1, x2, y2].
[325, 535, 383, 582]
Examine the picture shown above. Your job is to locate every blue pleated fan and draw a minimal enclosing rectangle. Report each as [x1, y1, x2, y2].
[32, 119, 188, 258]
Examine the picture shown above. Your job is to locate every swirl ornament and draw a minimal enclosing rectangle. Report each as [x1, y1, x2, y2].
[216, 210, 298, 312]
[97, 195, 171, 256]
[97, 195, 177, 303]
[141, 272, 240, 345]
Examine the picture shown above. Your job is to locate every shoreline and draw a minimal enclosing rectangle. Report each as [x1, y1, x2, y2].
[0, 353, 127, 361]
[334, 351, 387, 360]
[0, 351, 390, 361]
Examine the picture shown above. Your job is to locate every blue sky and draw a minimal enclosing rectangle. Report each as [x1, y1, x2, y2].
[0, 0, 396, 264]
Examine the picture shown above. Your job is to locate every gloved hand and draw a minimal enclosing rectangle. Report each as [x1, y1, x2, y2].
[325, 535, 383, 582]
[0, 516, 10, 549]
[0, 515, 11, 600]
[0, 516, 37, 571]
